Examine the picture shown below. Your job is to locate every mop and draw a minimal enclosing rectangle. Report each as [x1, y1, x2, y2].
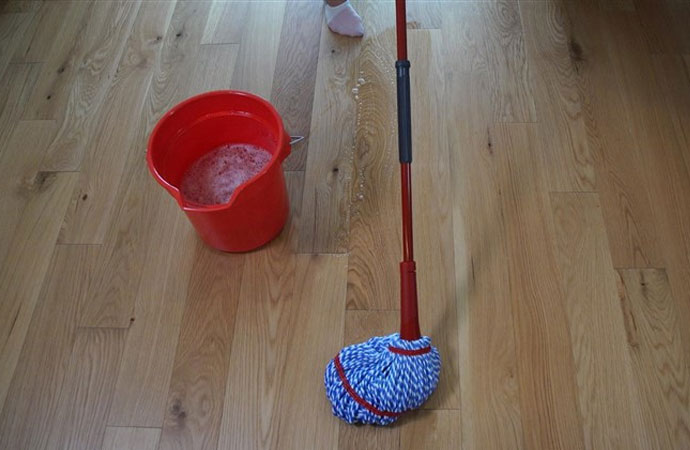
[324, 0, 441, 425]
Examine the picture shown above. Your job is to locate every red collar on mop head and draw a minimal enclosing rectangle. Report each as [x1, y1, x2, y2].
[388, 345, 431, 356]
[334, 354, 401, 418]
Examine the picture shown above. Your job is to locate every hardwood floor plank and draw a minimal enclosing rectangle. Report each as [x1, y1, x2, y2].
[0, 11, 33, 81]
[298, 21, 359, 253]
[338, 311, 399, 450]
[566, 3, 663, 268]
[520, 1, 596, 192]
[77, 0, 211, 329]
[0, 245, 99, 450]
[217, 174, 341, 450]
[58, 0, 177, 245]
[399, 410, 461, 450]
[158, 251, 244, 450]
[39, 0, 142, 171]
[102, 427, 161, 450]
[440, 2, 487, 74]
[617, 269, 690, 448]
[269, 254, 347, 450]
[653, 54, 690, 178]
[0, 170, 77, 412]
[1, 0, 40, 14]
[271, 0, 322, 171]
[446, 72, 524, 449]
[229, 0, 286, 99]
[645, 54, 690, 366]
[187, 43, 239, 96]
[550, 192, 651, 448]
[45, 328, 126, 450]
[0, 120, 56, 265]
[201, 0, 249, 45]
[406, 0, 442, 30]
[0, 62, 40, 153]
[634, 0, 690, 54]
[345, 1, 398, 310]
[11, 1, 70, 63]
[408, 29, 458, 410]
[106, 208, 197, 428]
[218, 253, 346, 450]
[495, 123, 584, 449]
[481, 0, 537, 122]
[592, 14, 690, 366]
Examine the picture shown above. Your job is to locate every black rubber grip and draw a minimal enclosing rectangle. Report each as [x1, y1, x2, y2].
[396, 60, 412, 163]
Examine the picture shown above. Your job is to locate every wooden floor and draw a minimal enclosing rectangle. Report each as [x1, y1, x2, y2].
[1, 0, 689, 448]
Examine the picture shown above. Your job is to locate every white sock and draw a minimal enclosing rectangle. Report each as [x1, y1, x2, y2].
[325, 1, 364, 37]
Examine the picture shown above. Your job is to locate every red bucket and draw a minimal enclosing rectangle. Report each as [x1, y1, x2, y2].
[147, 90, 291, 252]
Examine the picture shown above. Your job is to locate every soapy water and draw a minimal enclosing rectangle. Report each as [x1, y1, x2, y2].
[180, 143, 272, 205]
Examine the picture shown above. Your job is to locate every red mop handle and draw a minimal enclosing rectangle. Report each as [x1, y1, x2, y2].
[395, 0, 421, 341]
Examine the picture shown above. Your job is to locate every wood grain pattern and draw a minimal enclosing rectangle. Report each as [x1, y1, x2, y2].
[406, 0, 442, 30]
[268, 254, 347, 450]
[0, 245, 99, 450]
[495, 123, 584, 450]
[652, 54, 690, 178]
[617, 269, 690, 448]
[481, 0, 537, 122]
[550, 192, 651, 448]
[45, 328, 126, 450]
[216, 174, 306, 450]
[1, 0, 40, 14]
[11, 1, 70, 63]
[0, 11, 33, 81]
[20, 1, 109, 120]
[634, 0, 690, 54]
[78, 0, 210, 329]
[39, 0, 141, 171]
[0, 120, 56, 265]
[102, 427, 161, 450]
[345, 1, 398, 310]
[409, 29, 458, 410]
[440, 2, 487, 74]
[446, 72, 524, 449]
[593, 13, 690, 369]
[566, 3, 664, 268]
[648, 54, 690, 365]
[399, 410, 461, 450]
[0, 62, 40, 152]
[271, 0, 322, 171]
[158, 250, 244, 450]
[229, 0, 286, 99]
[0, 170, 77, 412]
[187, 43, 238, 96]
[58, 0, 177, 245]
[107, 209, 197, 427]
[520, 1, 596, 192]
[299, 21, 359, 253]
[201, 0, 249, 45]
[218, 250, 346, 450]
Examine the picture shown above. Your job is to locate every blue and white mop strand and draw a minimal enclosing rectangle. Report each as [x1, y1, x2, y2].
[324, 333, 441, 425]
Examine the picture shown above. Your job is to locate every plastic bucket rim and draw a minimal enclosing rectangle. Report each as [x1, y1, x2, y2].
[146, 89, 288, 213]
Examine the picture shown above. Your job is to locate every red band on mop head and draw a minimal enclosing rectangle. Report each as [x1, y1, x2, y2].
[388, 345, 431, 356]
[334, 354, 401, 418]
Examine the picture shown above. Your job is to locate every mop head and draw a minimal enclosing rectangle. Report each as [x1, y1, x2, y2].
[324, 333, 441, 425]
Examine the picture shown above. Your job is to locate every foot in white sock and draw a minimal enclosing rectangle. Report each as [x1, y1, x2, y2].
[325, 1, 364, 37]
